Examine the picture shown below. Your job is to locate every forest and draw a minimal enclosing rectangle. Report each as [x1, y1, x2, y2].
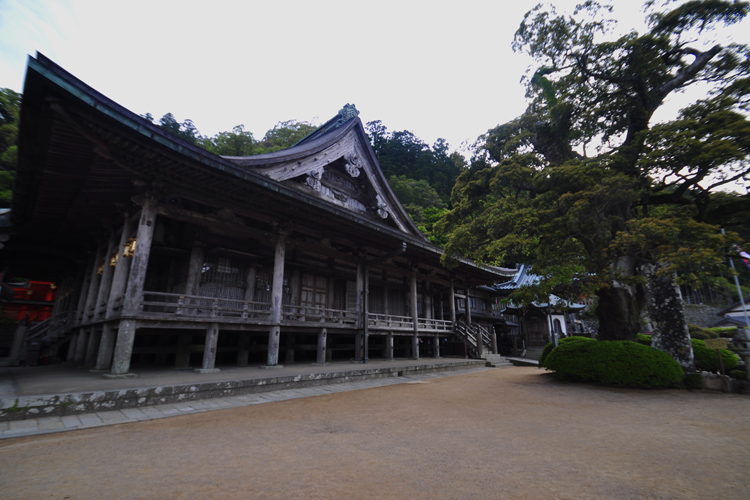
[2, 1, 749, 370]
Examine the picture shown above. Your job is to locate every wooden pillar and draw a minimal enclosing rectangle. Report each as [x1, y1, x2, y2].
[66, 331, 78, 362]
[363, 263, 370, 363]
[82, 244, 105, 325]
[411, 268, 419, 359]
[492, 327, 499, 354]
[467, 289, 481, 356]
[84, 326, 100, 366]
[185, 244, 204, 295]
[196, 322, 220, 373]
[424, 281, 433, 320]
[244, 266, 256, 302]
[175, 333, 192, 369]
[94, 235, 118, 321]
[94, 215, 134, 371]
[109, 198, 157, 377]
[265, 231, 287, 367]
[73, 327, 89, 363]
[74, 266, 92, 327]
[382, 275, 389, 318]
[284, 332, 294, 364]
[385, 332, 394, 360]
[449, 280, 456, 325]
[316, 328, 327, 365]
[105, 214, 135, 317]
[237, 332, 250, 366]
[354, 259, 365, 362]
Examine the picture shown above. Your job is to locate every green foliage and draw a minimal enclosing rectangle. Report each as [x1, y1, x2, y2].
[688, 324, 717, 340]
[691, 338, 740, 372]
[440, 1, 750, 343]
[538, 342, 554, 368]
[540, 336, 595, 368]
[544, 339, 684, 388]
[637, 333, 653, 346]
[367, 121, 463, 204]
[683, 372, 705, 390]
[707, 327, 737, 338]
[203, 125, 257, 156]
[729, 369, 747, 380]
[389, 175, 445, 210]
[257, 120, 316, 153]
[0, 87, 20, 207]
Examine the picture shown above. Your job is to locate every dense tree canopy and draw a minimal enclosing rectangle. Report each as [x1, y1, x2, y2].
[367, 121, 465, 204]
[439, 0, 750, 368]
[0, 88, 20, 207]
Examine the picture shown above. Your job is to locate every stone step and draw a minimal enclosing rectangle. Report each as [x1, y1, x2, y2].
[482, 354, 514, 368]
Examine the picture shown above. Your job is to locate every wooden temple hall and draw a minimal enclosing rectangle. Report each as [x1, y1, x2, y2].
[4, 54, 515, 376]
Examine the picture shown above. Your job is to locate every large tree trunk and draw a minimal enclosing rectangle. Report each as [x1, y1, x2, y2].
[596, 285, 640, 341]
[646, 269, 695, 372]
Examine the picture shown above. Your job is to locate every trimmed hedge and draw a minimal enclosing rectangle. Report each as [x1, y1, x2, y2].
[543, 340, 684, 388]
[707, 327, 737, 338]
[683, 372, 704, 390]
[637, 333, 652, 346]
[538, 343, 554, 368]
[688, 324, 718, 340]
[539, 336, 593, 368]
[691, 338, 740, 373]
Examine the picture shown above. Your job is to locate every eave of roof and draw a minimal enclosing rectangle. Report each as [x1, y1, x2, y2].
[14, 53, 513, 284]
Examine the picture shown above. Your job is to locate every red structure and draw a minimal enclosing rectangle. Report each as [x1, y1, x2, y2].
[2, 281, 57, 324]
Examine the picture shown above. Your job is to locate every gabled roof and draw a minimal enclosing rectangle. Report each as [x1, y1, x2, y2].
[222, 106, 423, 238]
[716, 296, 750, 317]
[7, 53, 514, 286]
[493, 264, 585, 312]
[493, 264, 535, 291]
[711, 315, 749, 328]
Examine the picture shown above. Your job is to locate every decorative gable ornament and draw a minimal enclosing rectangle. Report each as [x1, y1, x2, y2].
[375, 194, 389, 219]
[344, 153, 361, 178]
[305, 168, 324, 192]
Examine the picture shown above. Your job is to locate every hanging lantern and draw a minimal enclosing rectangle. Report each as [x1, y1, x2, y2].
[123, 238, 136, 258]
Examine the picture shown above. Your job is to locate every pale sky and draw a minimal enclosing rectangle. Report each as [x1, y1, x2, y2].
[1, 0, 748, 154]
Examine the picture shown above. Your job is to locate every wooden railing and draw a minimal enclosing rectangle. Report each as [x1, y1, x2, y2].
[282, 305, 357, 326]
[366, 314, 452, 332]
[106, 291, 457, 334]
[25, 311, 74, 346]
[367, 312, 413, 330]
[454, 320, 492, 358]
[141, 292, 272, 320]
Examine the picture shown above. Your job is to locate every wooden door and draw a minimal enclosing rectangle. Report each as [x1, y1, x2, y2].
[301, 274, 327, 315]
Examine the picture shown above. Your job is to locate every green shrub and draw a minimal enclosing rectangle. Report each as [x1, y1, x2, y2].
[683, 372, 704, 390]
[707, 327, 737, 338]
[637, 333, 652, 346]
[689, 330, 710, 340]
[539, 337, 592, 368]
[688, 324, 716, 340]
[559, 336, 595, 345]
[729, 369, 747, 381]
[538, 343, 554, 369]
[544, 340, 684, 388]
[691, 338, 740, 373]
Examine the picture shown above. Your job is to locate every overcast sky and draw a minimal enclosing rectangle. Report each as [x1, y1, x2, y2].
[1, 0, 747, 153]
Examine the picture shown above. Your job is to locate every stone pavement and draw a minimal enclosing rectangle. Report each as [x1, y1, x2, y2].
[0, 364, 495, 440]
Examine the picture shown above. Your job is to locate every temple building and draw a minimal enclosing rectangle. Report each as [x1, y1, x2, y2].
[2, 54, 515, 375]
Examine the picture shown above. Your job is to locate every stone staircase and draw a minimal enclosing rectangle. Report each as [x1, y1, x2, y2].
[482, 353, 513, 368]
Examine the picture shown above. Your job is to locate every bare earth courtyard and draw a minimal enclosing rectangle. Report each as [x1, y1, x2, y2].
[1, 366, 749, 500]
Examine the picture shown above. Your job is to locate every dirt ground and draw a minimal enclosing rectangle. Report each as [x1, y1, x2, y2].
[2, 367, 749, 500]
